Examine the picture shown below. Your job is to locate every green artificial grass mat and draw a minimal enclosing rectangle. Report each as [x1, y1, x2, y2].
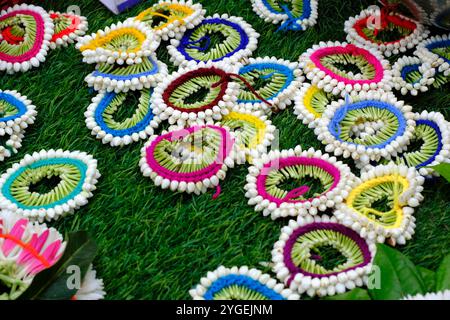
[1, 0, 449, 299]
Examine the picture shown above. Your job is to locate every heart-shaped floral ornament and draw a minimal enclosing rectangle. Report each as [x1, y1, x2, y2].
[0, 4, 54, 73]
[334, 164, 424, 245]
[345, 7, 428, 57]
[140, 124, 237, 196]
[49, 11, 88, 49]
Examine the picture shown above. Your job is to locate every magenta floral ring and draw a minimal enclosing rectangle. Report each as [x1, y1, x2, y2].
[0, 4, 54, 73]
[272, 215, 376, 297]
[299, 41, 392, 96]
[244, 146, 355, 219]
[140, 124, 237, 196]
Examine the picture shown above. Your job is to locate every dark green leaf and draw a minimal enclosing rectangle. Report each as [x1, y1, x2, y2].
[368, 244, 426, 300]
[417, 267, 436, 293]
[427, 163, 450, 182]
[436, 254, 450, 291]
[325, 288, 371, 300]
[19, 231, 97, 300]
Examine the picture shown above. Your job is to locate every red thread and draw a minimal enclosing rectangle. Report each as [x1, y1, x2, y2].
[0, 233, 51, 268]
[212, 185, 221, 199]
[1, 26, 24, 45]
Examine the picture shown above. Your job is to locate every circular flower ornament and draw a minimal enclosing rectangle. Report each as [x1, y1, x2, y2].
[84, 54, 168, 93]
[314, 91, 415, 163]
[218, 107, 276, 163]
[244, 146, 355, 219]
[85, 89, 161, 147]
[190, 265, 299, 300]
[251, 0, 318, 31]
[151, 61, 240, 127]
[0, 4, 54, 73]
[272, 215, 376, 297]
[49, 11, 88, 49]
[76, 20, 160, 65]
[299, 41, 392, 96]
[139, 124, 237, 196]
[293, 82, 338, 128]
[0, 150, 101, 222]
[392, 56, 436, 96]
[0, 210, 66, 300]
[334, 164, 424, 245]
[344, 6, 429, 57]
[167, 14, 259, 66]
[236, 57, 304, 114]
[415, 34, 450, 77]
[133, 0, 205, 41]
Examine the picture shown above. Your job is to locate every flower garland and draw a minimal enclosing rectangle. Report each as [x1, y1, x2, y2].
[151, 61, 240, 127]
[334, 163, 424, 245]
[132, 0, 205, 41]
[392, 56, 436, 96]
[244, 146, 355, 219]
[85, 88, 161, 147]
[272, 215, 376, 297]
[49, 11, 88, 49]
[0, 4, 54, 73]
[314, 91, 415, 163]
[299, 41, 392, 96]
[251, 0, 318, 32]
[167, 14, 259, 66]
[76, 19, 160, 65]
[190, 265, 300, 300]
[139, 124, 237, 196]
[0, 90, 37, 161]
[236, 57, 304, 114]
[344, 6, 429, 57]
[0, 150, 101, 222]
[0, 210, 66, 299]
[415, 34, 450, 77]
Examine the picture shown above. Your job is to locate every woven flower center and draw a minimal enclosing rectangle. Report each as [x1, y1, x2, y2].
[53, 14, 72, 34]
[136, 3, 194, 30]
[303, 85, 333, 118]
[220, 112, 266, 151]
[0, 99, 19, 118]
[429, 42, 450, 62]
[319, 54, 375, 80]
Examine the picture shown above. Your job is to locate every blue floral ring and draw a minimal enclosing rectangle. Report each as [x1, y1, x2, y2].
[415, 34, 450, 77]
[85, 89, 161, 147]
[392, 56, 436, 96]
[0, 149, 100, 222]
[190, 266, 299, 300]
[168, 14, 259, 67]
[236, 57, 304, 114]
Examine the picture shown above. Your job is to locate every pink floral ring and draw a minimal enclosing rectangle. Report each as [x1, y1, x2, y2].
[299, 41, 392, 96]
[0, 4, 54, 73]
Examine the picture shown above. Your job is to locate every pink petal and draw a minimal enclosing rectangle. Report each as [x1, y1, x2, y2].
[2, 219, 27, 256]
[41, 240, 62, 265]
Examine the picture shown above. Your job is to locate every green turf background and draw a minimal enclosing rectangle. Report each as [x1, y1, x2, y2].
[1, 0, 449, 299]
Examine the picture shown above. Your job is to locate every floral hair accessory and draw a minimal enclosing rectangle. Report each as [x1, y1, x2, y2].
[0, 210, 66, 299]
[190, 265, 300, 300]
[218, 107, 276, 163]
[361, 111, 450, 178]
[0, 90, 37, 160]
[415, 34, 450, 77]
[49, 11, 88, 49]
[272, 215, 376, 297]
[293, 82, 338, 128]
[73, 264, 106, 300]
[167, 14, 259, 66]
[133, 0, 205, 41]
[251, 0, 318, 32]
[140, 124, 236, 197]
[299, 41, 392, 96]
[76, 19, 160, 65]
[151, 61, 242, 127]
[85, 89, 161, 147]
[344, 5, 429, 57]
[84, 54, 168, 93]
[392, 56, 436, 96]
[0, 4, 54, 73]
[0, 149, 101, 222]
[334, 163, 424, 245]
[314, 91, 415, 163]
[236, 57, 304, 114]
[244, 146, 355, 219]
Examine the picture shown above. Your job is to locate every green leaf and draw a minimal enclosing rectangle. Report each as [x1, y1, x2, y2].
[417, 267, 436, 293]
[325, 288, 371, 300]
[19, 231, 98, 300]
[368, 244, 426, 300]
[436, 254, 450, 291]
[426, 163, 450, 182]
